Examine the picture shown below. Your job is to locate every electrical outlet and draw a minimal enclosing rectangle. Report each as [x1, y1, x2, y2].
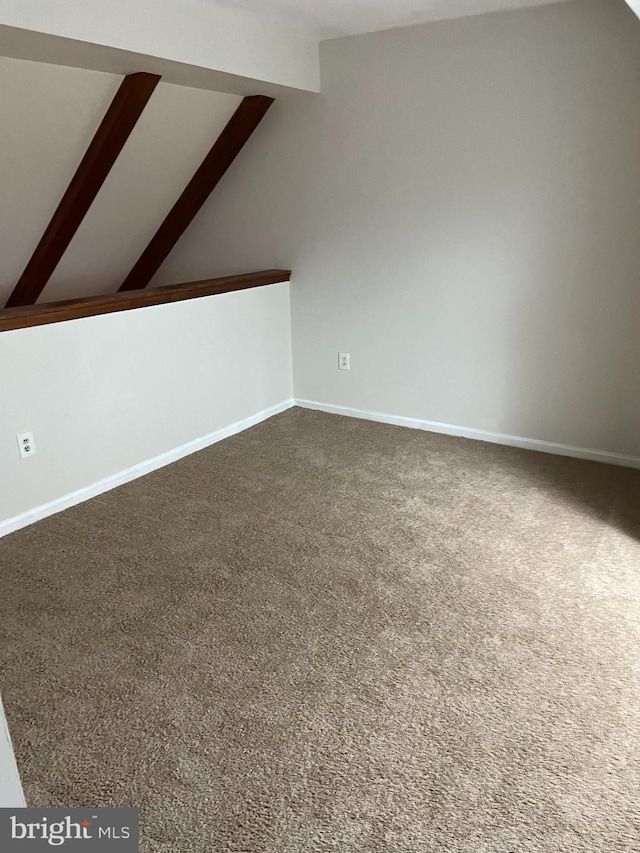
[16, 432, 36, 459]
[338, 352, 350, 371]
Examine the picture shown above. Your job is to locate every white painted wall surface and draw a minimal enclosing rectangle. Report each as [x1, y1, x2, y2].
[0, 0, 320, 92]
[159, 0, 640, 459]
[0, 283, 292, 527]
[0, 696, 25, 808]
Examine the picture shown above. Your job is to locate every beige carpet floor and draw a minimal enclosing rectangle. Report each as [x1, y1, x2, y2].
[1, 408, 639, 852]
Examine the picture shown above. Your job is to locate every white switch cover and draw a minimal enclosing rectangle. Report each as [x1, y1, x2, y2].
[338, 352, 350, 370]
[16, 432, 35, 459]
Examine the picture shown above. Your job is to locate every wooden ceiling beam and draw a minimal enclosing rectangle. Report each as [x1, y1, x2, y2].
[4, 72, 161, 309]
[118, 95, 274, 292]
[0, 270, 291, 332]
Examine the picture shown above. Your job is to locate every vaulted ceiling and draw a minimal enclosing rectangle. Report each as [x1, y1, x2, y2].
[212, 0, 574, 37]
[0, 53, 285, 327]
[0, 58, 246, 307]
[2, 0, 636, 322]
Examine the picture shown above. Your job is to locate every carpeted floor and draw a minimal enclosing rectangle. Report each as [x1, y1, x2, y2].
[1, 407, 639, 852]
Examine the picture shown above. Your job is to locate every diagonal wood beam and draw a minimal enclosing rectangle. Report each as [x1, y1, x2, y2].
[118, 95, 274, 292]
[5, 72, 161, 309]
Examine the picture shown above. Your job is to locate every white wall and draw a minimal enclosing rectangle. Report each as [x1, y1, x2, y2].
[0, 696, 25, 808]
[158, 0, 640, 459]
[0, 283, 292, 528]
[0, 0, 320, 92]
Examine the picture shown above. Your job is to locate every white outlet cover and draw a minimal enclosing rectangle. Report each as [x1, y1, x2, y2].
[338, 352, 350, 370]
[16, 432, 35, 459]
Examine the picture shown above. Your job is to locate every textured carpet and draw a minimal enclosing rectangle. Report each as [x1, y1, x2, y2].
[1, 408, 640, 852]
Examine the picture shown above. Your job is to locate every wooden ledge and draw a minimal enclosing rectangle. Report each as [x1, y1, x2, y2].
[0, 270, 291, 332]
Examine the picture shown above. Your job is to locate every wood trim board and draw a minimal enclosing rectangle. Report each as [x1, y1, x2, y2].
[0, 270, 291, 332]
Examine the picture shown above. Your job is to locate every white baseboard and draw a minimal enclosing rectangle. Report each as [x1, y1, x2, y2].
[295, 399, 640, 470]
[3, 395, 637, 539]
[0, 399, 294, 539]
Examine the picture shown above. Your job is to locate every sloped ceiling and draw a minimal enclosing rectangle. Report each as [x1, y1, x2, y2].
[212, 0, 574, 36]
[0, 0, 320, 92]
[0, 57, 243, 306]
